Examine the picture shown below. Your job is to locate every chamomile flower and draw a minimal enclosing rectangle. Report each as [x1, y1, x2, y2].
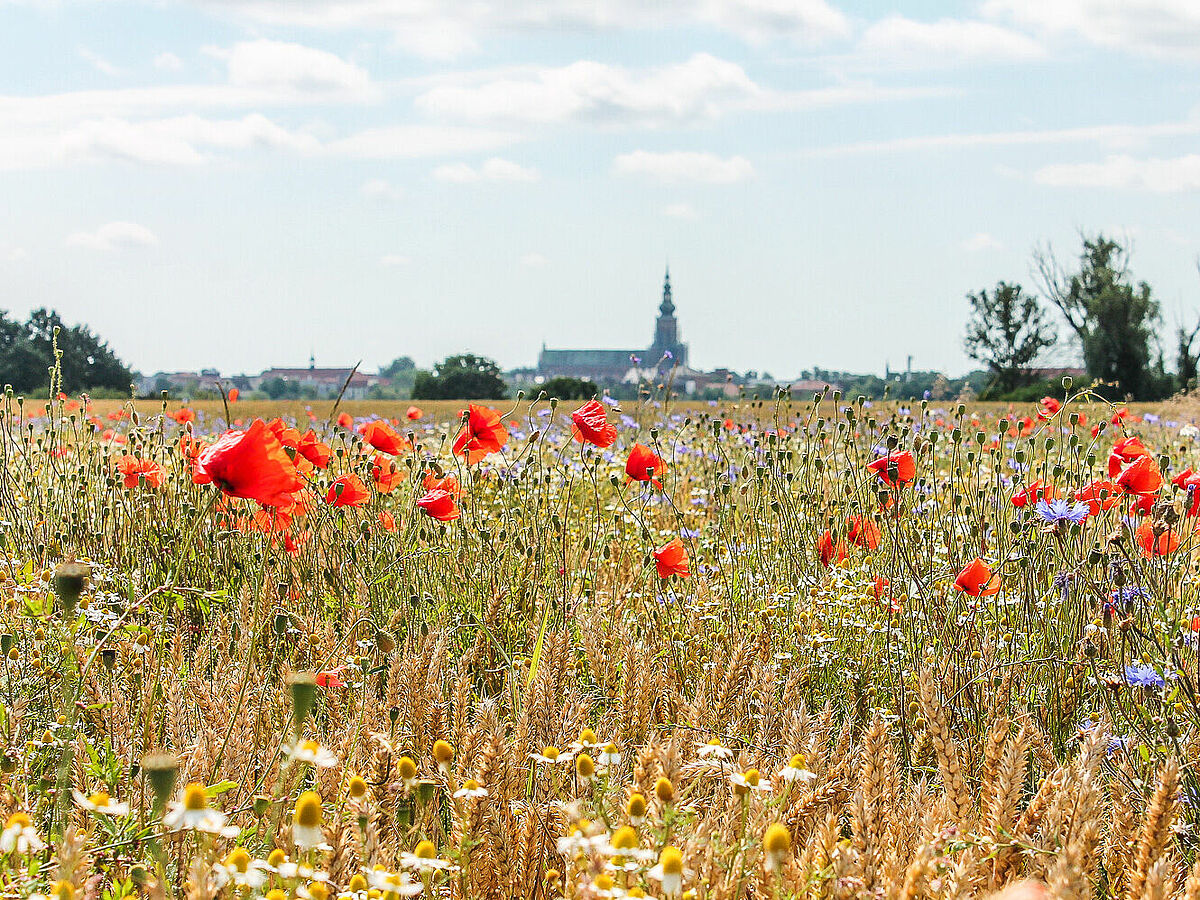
[597, 743, 622, 769]
[271, 854, 329, 882]
[730, 769, 770, 796]
[400, 840, 455, 872]
[453, 779, 488, 799]
[212, 847, 269, 890]
[606, 825, 654, 868]
[626, 793, 647, 825]
[529, 746, 571, 765]
[287, 739, 338, 768]
[697, 740, 733, 760]
[778, 754, 817, 784]
[72, 790, 130, 816]
[163, 784, 237, 836]
[762, 822, 792, 871]
[292, 791, 329, 851]
[366, 866, 423, 896]
[648, 846, 685, 898]
[570, 728, 601, 752]
[0, 812, 45, 854]
[575, 753, 596, 787]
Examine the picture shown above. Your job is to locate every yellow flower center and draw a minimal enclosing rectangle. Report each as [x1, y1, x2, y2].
[397, 756, 416, 780]
[51, 881, 75, 900]
[294, 791, 323, 828]
[88, 792, 111, 807]
[463, 779, 480, 791]
[627, 794, 647, 818]
[594, 874, 614, 891]
[578, 728, 597, 744]
[348, 875, 367, 892]
[182, 784, 209, 811]
[307, 882, 329, 900]
[432, 740, 454, 764]
[348, 776, 367, 799]
[742, 769, 761, 787]
[225, 848, 251, 873]
[415, 840, 436, 859]
[603, 743, 619, 755]
[788, 754, 805, 769]
[267, 849, 287, 868]
[541, 746, 560, 761]
[300, 740, 319, 753]
[576, 754, 595, 778]
[611, 826, 638, 851]
[763, 822, 791, 855]
[6, 812, 30, 828]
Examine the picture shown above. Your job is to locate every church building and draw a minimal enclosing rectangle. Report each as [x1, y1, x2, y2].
[537, 268, 689, 384]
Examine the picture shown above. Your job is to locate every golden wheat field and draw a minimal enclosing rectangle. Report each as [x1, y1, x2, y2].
[4, 386, 1200, 899]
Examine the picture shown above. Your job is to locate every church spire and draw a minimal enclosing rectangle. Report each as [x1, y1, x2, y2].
[660, 265, 674, 316]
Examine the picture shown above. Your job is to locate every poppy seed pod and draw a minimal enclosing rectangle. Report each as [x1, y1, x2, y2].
[141, 751, 179, 812]
[375, 630, 396, 653]
[287, 672, 318, 737]
[53, 561, 90, 615]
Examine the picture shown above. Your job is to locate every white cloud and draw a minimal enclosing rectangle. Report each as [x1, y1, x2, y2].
[961, 232, 1003, 252]
[154, 52, 185, 72]
[1034, 154, 1200, 192]
[379, 253, 410, 266]
[984, 0, 1200, 60]
[361, 178, 403, 200]
[204, 39, 376, 101]
[0, 243, 26, 263]
[663, 202, 698, 219]
[79, 48, 122, 77]
[432, 157, 539, 182]
[187, 0, 849, 58]
[613, 150, 754, 183]
[803, 116, 1200, 157]
[66, 222, 159, 251]
[856, 17, 1045, 68]
[520, 252, 548, 267]
[325, 125, 518, 160]
[416, 54, 760, 127]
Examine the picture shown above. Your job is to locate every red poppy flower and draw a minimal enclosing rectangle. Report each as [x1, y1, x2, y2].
[1037, 396, 1061, 420]
[194, 419, 302, 507]
[1182, 474, 1200, 517]
[1116, 455, 1163, 496]
[297, 430, 331, 468]
[371, 453, 407, 493]
[1108, 436, 1149, 476]
[327, 473, 371, 507]
[953, 558, 1000, 597]
[1129, 494, 1156, 516]
[1136, 522, 1180, 557]
[416, 488, 459, 521]
[653, 537, 690, 578]
[337, 412, 354, 429]
[423, 471, 462, 499]
[626, 443, 665, 489]
[251, 506, 292, 533]
[1075, 479, 1120, 516]
[866, 451, 916, 486]
[1011, 480, 1058, 508]
[316, 667, 347, 689]
[267, 417, 303, 449]
[452, 405, 508, 464]
[359, 420, 410, 456]
[379, 510, 397, 532]
[171, 408, 196, 424]
[228, 388, 239, 403]
[846, 515, 880, 549]
[818, 530, 846, 568]
[116, 455, 165, 489]
[406, 406, 422, 420]
[571, 399, 618, 448]
[1173, 468, 1196, 489]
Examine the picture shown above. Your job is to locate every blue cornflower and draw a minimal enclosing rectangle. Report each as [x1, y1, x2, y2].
[1124, 663, 1168, 688]
[1035, 498, 1089, 525]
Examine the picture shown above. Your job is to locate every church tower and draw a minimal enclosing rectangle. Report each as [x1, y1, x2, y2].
[650, 266, 687, 367]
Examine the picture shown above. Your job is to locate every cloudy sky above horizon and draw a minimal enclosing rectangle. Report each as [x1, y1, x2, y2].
[3, 0, 1200, 378]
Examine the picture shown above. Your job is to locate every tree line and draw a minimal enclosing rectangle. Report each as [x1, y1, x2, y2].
[964, 233, 1195, 400]
[0, 309, 133, 395]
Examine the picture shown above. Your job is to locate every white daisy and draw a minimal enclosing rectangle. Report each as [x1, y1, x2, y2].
[287, 739, 339, 768]
[366, 867, 423, 896]
[697, 740, 733, 760]
[453, 779, 488, 799]
[778, 754, 817, 784]
[162, 785, 237, 837]
[0, 812, 45, 854]
[72, 790, 130, 816]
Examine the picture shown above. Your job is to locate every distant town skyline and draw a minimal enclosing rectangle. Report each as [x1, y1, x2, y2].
[3, 1, 1199, 378]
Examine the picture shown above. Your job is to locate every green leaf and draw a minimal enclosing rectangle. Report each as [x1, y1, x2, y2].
[205, 780, 238, 797]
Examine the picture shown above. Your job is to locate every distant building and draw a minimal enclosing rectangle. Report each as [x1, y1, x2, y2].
[538, 268, 689, 384]
[248, 356, 384, 400]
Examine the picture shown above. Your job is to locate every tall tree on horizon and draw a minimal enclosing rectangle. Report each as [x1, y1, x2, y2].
[963, 281, 1057, 396]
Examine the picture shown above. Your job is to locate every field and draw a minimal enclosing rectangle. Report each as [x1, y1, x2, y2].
[2, 386, 1200, 899]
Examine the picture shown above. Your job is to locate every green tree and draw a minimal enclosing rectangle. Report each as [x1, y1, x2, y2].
[380, 356, 415, 379]
[0, 308, 133, 394]
[539, 376, 599, 400]
[412, 353, 507, 400]
[1035, 235, 1162, 399]
[962, 281, 1057, 397]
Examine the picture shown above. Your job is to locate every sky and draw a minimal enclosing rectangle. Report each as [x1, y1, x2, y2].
[2, 0, 1199, 379]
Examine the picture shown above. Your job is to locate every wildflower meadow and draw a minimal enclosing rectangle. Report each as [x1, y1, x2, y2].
[4, 379, 1200, 900]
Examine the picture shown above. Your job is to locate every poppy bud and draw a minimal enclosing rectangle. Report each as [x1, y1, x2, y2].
[375, 629, 396, 653]
[253, 795, 271, 816]
[100, 647, 116, 671]
[1062, 375, 1073, 390]
[0, 634, 12, 656]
